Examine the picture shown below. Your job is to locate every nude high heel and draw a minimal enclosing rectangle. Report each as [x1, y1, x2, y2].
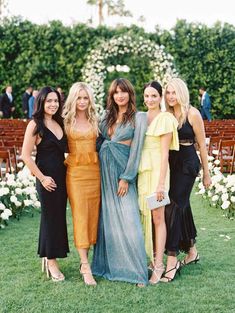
[80, 263, 97, 286]
[42, 258, 65, 282]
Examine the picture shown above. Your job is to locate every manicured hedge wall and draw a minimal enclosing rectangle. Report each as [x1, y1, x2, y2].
[0, 17, 234, 118]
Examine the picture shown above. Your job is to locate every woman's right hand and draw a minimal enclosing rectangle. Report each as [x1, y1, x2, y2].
[40, 176, 57, 192]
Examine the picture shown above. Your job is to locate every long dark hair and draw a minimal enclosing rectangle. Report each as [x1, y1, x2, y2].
[33, 86, 63, 136]
[105, 78, 136, 129]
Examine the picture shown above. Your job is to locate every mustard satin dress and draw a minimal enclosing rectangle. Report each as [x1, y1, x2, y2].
[138, 112, 179, 262]
[65, 128, 100, 249]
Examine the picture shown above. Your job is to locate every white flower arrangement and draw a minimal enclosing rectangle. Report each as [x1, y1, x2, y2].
[82, 34, 178, 113]
[196, 156, 235, 219]
[0, 166, 40, 229]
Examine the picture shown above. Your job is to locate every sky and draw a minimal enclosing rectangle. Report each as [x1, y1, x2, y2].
[5, 0, 235, 32]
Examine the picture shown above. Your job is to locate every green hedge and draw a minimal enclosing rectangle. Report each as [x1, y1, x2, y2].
[0, 17, 234, 118]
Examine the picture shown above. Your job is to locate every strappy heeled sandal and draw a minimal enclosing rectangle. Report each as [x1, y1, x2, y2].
[181, 253, 200, 266]
[149, 263, 165, 285]
[160, 261, 181, 283]
[80, 263, 97, 286]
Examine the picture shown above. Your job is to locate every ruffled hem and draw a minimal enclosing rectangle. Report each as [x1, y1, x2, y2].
[64, 151, 98, 166]
[165, 200, 197, 255]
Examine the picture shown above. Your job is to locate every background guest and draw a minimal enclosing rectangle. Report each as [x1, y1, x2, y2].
[199, 86, 212, 122]
[22, 85, 33, 118]
[0, 85, 15, 118]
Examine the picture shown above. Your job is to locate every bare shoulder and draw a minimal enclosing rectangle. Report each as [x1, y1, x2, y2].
[25, 120, 37, 135]
[188, 106, 202, 125]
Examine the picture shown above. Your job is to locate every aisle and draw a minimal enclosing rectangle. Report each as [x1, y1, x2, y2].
[0, 191, 234, 313]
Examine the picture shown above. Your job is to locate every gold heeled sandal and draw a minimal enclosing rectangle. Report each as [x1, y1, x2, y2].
[42, 258, 65, 282]
[80, 263, 97, 286]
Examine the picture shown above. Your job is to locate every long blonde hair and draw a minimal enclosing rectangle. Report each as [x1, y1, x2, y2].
[62, 82, 98, 134]
[165, 78, 190, 128]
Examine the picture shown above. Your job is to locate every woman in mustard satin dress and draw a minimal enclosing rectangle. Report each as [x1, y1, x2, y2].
[63, 82, 100, 286]
[138, 81, 179, 284]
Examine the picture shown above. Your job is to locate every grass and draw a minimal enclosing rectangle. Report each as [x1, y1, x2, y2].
[0, 189, 234, 313]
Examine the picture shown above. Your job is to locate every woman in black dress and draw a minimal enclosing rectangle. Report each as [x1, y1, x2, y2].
[22, 86, 69, 281]
[160, 78, 211, 282]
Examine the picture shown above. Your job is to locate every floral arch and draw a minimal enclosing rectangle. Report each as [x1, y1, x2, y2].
[82, 34, 178, 113]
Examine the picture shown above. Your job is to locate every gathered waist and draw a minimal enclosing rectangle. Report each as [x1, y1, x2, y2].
[64, 151, 98, 166]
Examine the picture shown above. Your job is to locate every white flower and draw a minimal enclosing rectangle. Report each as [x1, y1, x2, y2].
[231, 196, 235, 203]
[15, 201, 21, 207]
[10, 195, 18, 203]
[30, 193, 37, 201]
[34, 201, 41, 208]
[24, 199, 33, 206]
[214, 159, 220, 165]
[198, 188, 205, 194]
[2, 187, 10, 195]
[4, 208, 12, 217]
[0, 203, 6, 211]
[15, 188, 23, 195]
[212, 150, 219, 155]
[221, 201, 230, 210]
[7, 180, 17, 187]
[207, 191, 212, 197]
[17, 162, 24, 168]
[211, 195, 219, 202]
[221, 193, 229, 201]
[208, 156, 214, 161]
[1, 211, 9, 220]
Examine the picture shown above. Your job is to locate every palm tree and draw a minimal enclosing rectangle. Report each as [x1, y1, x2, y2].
[87, 0, 132, 25]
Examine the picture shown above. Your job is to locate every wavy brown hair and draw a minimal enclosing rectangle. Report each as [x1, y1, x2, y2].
[105, 78, 136, 129]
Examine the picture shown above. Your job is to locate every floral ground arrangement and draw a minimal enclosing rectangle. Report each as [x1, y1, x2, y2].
[0, 188, 234, 312]
[0, 165, 40, 229]
[196, 152, 235, 219]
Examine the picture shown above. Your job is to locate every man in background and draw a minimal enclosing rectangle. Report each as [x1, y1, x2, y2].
[0, 85, 15, 118]
[22, 85, 33, 118]
[199, 86, 212, 122]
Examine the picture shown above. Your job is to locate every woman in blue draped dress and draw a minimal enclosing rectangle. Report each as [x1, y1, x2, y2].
[92, 78, 148, 285]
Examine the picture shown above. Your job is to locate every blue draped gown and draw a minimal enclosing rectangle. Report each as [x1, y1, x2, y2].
[92, 112, 148, 285]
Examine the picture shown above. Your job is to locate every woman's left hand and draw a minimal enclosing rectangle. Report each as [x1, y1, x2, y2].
[117, 179, 129, 197]
[203, 173, 212, 189]
[156, 184, 165, 201]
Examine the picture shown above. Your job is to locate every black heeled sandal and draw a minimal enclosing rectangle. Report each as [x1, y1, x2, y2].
[181, 253, 200, 266]
[160, 261, 181, 283]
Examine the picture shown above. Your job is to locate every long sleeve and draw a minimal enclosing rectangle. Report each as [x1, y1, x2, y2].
[119, 112, 147, 183]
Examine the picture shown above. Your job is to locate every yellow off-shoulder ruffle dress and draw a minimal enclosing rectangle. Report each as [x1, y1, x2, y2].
[65, 128, 100, 249]
[138, 112, 179, 262]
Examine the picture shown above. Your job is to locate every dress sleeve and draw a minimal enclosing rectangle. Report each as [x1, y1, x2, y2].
[119, 112, 147, 183]
[147, 112, 179, 151]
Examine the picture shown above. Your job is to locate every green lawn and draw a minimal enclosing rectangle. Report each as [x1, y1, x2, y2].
[0, 191, 234, 313]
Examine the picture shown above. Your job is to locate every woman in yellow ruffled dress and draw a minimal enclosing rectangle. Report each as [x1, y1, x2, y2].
[138, 81, 179, 284]
[63, 82, 100, 286]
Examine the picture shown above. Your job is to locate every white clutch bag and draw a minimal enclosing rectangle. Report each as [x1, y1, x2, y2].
[146, 192, 170, 210]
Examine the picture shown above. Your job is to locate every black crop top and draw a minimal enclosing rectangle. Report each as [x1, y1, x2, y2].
[178, 119, 195, 142]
